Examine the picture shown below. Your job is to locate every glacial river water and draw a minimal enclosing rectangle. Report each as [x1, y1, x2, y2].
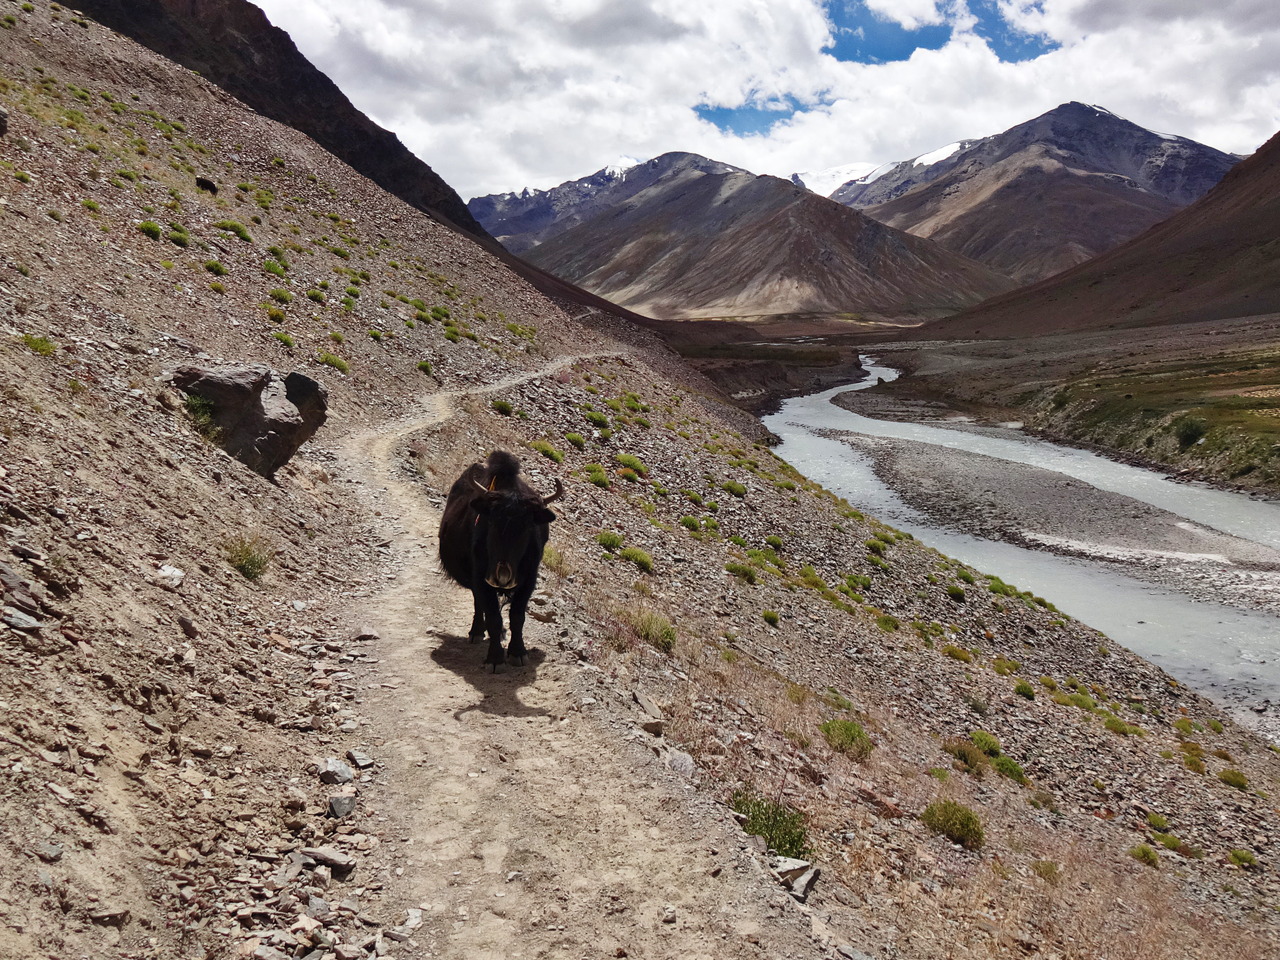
[763, 363, 1280, 733]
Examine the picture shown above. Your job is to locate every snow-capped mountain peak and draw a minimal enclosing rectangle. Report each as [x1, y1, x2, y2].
[790, 161, 879, 198]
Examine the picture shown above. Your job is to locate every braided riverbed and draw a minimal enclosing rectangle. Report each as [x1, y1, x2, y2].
[765, 362, 1280, 742]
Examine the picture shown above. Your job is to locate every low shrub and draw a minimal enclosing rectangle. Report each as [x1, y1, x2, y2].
[224, 534, 273, 581]
[619, 547, 653, 573]
[1014, 680, 1035, 700]
[761, 609, 780, 627]
[318, 352, 349, 373]
[564, 432, 586, 450]
[1129, 844, 1159, 868]
[416, 360, 432, 375]
[920, 800, 984, 849]
[1229, 849, 1258, 869]
[214, 219, 252, 242]
[596, 530, 624, 552]
[1218, 769, 1248, 790]
[993, 755, 1028, 784]
[271, 331, 294, 348]
[615, 453, 649, 475]
[942, 645, 973, 663]
[491, 399, 513, 416]
[617, 607, 676, 653]
[1173, 416, 1208, 449]
[722, 480, 747, 497]
[530, 440, 563, 463]
[875, 614, 900, 633]
[1105, 715, 1144, 736]
[970, 730, 1001, 756]
[943, 738, 988, 777]
[20, 333, 56, 356]
[820, 719, 872, 760]
[1030, 860, 1061, 884]
[730, 789, 811, 859]
[993, 657, 1020, 676]
[946, 584, 966, 602]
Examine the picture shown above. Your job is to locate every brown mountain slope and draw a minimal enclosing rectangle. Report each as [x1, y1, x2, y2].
[75, 0, 655, 326]
[526, 169, 1015, 319]
[841, 102, 1239, 284]
[923, 126, 1280, 339]
[865, 144, 1181, 283]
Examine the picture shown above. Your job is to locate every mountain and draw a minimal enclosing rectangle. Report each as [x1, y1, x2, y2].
[468, 153, 746, 254]
[75, 0, 486, 238]
[788, 161, 879, 199]
[830, 103, 1241, 283]
[521, 158, 1016, 319]
[921, 125, 1280, 338]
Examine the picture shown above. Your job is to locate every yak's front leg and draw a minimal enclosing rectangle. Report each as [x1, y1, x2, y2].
[505, 582, 536, 666]
[473, 584, 506, 670]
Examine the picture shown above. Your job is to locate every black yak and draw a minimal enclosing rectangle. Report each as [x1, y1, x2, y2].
[438, 451, 562, 668]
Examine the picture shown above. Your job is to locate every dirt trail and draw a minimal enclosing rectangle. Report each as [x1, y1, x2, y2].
[333, 359, 821, 960]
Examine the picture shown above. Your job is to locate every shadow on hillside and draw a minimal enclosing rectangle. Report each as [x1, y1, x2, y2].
[429, 631, 552, 720]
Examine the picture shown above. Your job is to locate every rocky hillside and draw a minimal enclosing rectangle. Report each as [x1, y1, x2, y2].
[73, 0, 656, 333]
[521, 164, 1015, 320]
[832, 103, 1240, 283]
[2, 7, 1279, 960]
[469, 152, 746, 255]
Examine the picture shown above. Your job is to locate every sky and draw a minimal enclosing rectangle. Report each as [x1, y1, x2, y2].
[252, 0, 1280, 201]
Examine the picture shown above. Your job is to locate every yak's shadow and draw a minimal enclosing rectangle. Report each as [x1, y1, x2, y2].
[429, 630, 552, 720]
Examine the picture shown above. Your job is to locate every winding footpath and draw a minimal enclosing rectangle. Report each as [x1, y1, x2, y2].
[331, 356, 823, 960]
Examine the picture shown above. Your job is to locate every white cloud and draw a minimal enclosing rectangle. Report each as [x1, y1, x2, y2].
[862, 0, 947, 30]
[254, 0, 1280, 199]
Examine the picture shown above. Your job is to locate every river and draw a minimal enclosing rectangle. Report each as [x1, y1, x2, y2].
[763, 362, 1280, 738]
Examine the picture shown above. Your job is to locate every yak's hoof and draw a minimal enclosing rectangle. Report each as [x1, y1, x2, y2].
[468, 632, 485, 645]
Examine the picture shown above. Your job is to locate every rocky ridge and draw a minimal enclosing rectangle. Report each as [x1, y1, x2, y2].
[833, 102, 1241, 283]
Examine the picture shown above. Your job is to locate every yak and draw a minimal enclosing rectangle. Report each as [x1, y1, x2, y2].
[438, 450, 562, 669]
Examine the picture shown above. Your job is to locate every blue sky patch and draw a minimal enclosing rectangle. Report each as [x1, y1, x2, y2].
[969, 0, 1059, 62]
[695, 99, 802, 136]
[825, 2, 951, 64]
[695, 3, 1059, 138]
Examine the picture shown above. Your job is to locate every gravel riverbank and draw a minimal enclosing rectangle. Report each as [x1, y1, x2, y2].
[830, 432, 1280, 616]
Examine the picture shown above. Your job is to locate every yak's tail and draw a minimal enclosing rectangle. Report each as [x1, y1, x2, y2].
[484, 450, 521, 488]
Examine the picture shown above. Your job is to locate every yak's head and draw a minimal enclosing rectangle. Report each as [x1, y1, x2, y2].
[472, 479, 563, 591]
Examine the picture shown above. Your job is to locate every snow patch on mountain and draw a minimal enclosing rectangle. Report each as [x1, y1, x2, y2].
[604, 156, 642, 179]
[914, 140, 964, 167]
[790, 161, 879, 198]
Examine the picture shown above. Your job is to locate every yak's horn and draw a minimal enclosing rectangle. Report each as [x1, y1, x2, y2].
[543, 479, 565, 506]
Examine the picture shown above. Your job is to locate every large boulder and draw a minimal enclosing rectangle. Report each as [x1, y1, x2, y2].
[169, 364, 327, 476]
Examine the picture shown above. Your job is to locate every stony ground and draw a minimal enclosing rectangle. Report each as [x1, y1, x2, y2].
[2, 7, 1280, 960]
[828, 430, 1280, 616]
